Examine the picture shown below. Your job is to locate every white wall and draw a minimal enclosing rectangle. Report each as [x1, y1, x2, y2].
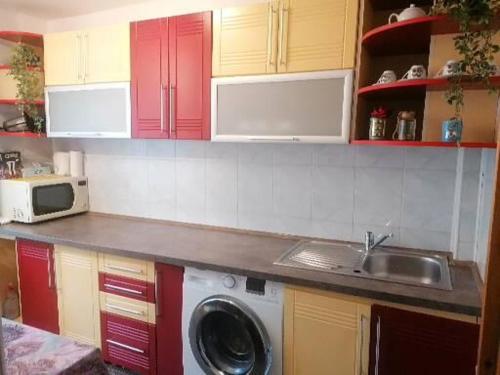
[46, 0, 267, 31]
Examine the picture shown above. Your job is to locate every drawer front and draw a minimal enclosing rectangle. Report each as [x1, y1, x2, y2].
[100, 292, 156, 324]
[98, 253, 154, 282]
[101, 312, 156, 375]
[99, 273, 155, 303]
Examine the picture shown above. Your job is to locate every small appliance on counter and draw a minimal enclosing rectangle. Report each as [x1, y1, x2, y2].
[0, 175, 89, 223]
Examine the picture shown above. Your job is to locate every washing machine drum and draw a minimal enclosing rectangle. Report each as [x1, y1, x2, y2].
[189, 295, 272, 375]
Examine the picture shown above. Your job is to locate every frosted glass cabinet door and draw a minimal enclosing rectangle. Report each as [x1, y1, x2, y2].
[45, 83, 131, 138]
[212, 70, 353, 143]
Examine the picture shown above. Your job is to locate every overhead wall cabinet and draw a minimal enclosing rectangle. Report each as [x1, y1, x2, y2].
[44, 24, 130, 86]
[212, 0, 359, 77]
[212, 70, 353, 143]
[16, 239, 59, 334]
[131, 12, 212, 140]
[54, 245, 101, 347]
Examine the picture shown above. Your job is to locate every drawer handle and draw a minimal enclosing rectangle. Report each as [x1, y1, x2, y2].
[107, 264, 143, 275]
[106, 303, 144, 316]
[106, 339, 145, 354]
[104, 284, 143, 296]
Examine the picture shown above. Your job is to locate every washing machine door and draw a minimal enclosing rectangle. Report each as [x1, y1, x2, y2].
[189, 295, 272, 375]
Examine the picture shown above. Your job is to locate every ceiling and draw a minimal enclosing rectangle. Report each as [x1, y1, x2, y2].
[0, 0, 149, 19]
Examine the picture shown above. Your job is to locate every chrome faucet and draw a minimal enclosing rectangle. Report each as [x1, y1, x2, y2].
[364, 231, 393, 255]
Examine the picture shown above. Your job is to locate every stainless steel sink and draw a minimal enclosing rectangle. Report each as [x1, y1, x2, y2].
[274, 240, 453, 290]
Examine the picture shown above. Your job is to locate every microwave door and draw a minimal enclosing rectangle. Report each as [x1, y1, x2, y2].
[32, 183, 75, 217]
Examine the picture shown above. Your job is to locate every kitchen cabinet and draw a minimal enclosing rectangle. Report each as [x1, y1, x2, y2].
[369, 305, 479, 375]
[16, 239, 59, 334]
[284, 287, 371, 375]
[54, 246, 101, 347]
[155, 263, 184, 375]
[44, 24, 130, 86]
[131, 12, 211, 140]
[212, 0, 358, 77]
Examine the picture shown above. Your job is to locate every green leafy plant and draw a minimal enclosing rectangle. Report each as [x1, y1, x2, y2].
[432, 0, 500, 116]
[7, 44, 45, 133]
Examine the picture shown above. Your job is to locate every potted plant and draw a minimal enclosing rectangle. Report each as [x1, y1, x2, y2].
[432, 0, 500, 117]
[7, 44, 45, 133]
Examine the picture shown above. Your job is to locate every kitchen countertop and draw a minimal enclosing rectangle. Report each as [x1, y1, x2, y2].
[0, 213, 482, 316]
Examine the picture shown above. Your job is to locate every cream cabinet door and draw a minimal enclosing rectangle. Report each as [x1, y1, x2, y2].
[278, 0, 359, 73]
[55, 246, 101, 347]
[213, 1, 279, 76]
[284, 287, 371, 375]
[44, 31, 83, 86]
[84, 24, 131, 83]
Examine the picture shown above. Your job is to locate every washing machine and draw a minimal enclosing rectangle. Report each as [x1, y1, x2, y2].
[182, 267, 284, 375]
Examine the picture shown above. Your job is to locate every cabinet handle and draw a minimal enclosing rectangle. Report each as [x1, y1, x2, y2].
[267, 3, 277, 67]
[77, 35, 82, 80]
[375, 315, 381, 375]
[106, 303, 144, 316]
[278, 4, 289, 66]
[104, 283, 143, 296]
[169, 84, 176, 136]
[106, 339, 145, 354]
[107, 264, 143, 275]
[248, 137, 300, 142]
[359, 314, 367, 375]
[84, 33, 89, 81]
[160, 84, 165, 132]
[47, 249, 53, 290]
[155, 270, 162, 317]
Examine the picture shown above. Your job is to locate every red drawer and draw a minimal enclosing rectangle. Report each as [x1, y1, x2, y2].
[101, 312, 156, 375]
[99, 272, 155, 303]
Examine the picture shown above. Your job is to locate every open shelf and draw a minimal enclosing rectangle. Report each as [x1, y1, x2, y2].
[358, 76, 500, 99]
[369, 0, 432, 11]
[362, 15, 456, 55]
[351, 140, 497, 149]
[0, 31, 43, 47]
[0, 131, 45, 138]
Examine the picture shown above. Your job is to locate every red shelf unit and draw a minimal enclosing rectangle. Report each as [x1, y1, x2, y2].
[0, 31, 43, 47]
[0, 99, 44, 106]
[351, 140, 497, 149]
[362, 15, 456, 55]
[0, 131, 46, 138]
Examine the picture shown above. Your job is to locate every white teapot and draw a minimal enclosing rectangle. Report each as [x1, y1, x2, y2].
[389, 4, 426, 24]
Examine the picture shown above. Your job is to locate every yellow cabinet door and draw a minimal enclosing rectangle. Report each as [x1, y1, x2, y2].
[55, 246, 101, 347]
[284, 287, 371, 375]
[213, 1, 279, 76]
[84, 24, 131, 83]
[44, 31, 83, 86]
[278, 0, 359, 73]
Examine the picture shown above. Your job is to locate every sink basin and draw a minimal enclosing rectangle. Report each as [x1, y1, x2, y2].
[361, 251, 452, 290]
[274, 240, 453, 290]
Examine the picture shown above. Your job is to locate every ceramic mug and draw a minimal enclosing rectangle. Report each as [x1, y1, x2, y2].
[435, 60, 460, 78]
[375, 70, 397, 85]
[401, 65, 427, 80]
[389, 4, 426, 24]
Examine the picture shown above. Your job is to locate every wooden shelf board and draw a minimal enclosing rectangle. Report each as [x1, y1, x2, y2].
[0, 31, 43, 47]
[358, 76, 500, 99]
[351, 140, 497, 149]
[362, 15, 456, 55]
[0, 131, 46, 138]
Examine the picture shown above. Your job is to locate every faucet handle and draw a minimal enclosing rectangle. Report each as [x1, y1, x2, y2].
[365, 231, 374, 247]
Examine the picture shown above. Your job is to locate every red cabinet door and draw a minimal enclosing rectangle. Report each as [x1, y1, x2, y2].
[16, 239, 59, 334]
[169, 12, 212, 140]
[369, 305, 479, 375]
[101, 312, 156, 375]
[131, 18, 170, 139]
[155, 263, 183, 375]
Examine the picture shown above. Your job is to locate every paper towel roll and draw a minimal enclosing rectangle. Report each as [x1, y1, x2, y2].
[69, 151, 84, 177]
[53, 152, 70, 176]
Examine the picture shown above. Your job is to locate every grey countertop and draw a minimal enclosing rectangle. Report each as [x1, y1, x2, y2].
[0, 213, 482, 316]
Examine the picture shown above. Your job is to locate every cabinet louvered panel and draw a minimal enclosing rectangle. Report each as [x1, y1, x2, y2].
[369, 305, 479, 375]
[213, 2, 278, 76]
[101, 312, 156, 375]
[169, 12, 212, 140]
[16, 239, 59, 334]
[279, 0, 359, 73]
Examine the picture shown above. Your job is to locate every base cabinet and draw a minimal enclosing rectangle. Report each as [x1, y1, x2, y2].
[54, 246, 101, 347]
[284, 287, 371, 375]
[369, 305, 480, 375]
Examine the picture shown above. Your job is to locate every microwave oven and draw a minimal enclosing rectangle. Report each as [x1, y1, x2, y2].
[0, 175, 89, 223]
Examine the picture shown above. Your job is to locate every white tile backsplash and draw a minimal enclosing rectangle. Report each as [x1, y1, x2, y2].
[8, 139, 488, 259]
